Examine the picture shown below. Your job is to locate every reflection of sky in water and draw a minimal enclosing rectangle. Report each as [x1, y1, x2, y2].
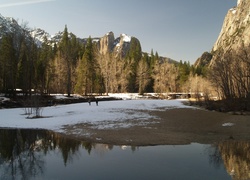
[41, 143, 230, 180]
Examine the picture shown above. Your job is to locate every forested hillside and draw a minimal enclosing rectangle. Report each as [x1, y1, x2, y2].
[0, 17, 202, 97]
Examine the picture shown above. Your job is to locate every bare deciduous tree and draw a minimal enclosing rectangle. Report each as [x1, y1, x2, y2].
[136, 59, 150, 95]
[209, 45, 250, 110]
[153, 60, 178, 94]
[211, 48, 250, 99]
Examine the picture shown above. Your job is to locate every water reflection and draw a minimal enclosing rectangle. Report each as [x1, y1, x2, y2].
[0, 129, 91, 179]
[0, 129, 140, 179]
[209, 141, 250, 180]
[0, 129, 249, 180]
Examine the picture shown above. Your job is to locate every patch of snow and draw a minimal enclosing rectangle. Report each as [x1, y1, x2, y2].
[230, 8, 237, 14]
[92, 38, 100, 43]
[237, 0, 241, 6]
[222, 123, 235, 127]
[0, 97, 195, 134]
[51, 93, 83, 99]
[108, 93, 141, 100]
[106, 31, 113, 36]
[0, 97, 10, 102]
[121, 33, 131, 42]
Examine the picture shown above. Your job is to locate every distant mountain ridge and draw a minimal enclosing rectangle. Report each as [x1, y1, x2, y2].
[0, 14, 21, 36]
[0, 13, 175, 63]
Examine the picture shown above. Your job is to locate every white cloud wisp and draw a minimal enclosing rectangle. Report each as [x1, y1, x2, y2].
[0, 0, 55, 8]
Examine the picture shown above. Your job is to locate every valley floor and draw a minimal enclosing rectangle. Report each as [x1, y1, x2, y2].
[61, 107, 250, 146]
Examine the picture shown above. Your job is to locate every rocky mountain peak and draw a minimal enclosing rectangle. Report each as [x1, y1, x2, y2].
[99, 31, 115, 55]
[99, 32, 138, 58]
[0, 13, 144, 60]
[30, 28, 52, 46]
[113, 33, 133, 58]
[0, 13, 22, 37]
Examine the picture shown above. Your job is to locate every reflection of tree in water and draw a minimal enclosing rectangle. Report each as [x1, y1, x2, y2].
[0, 129, 92, 180]
[207, 144, 223, 169]
[0, 129, 47, 180]
[56, 134, 92, 166]
[0, 129, 140, 179]
[209, 141, 250, 180]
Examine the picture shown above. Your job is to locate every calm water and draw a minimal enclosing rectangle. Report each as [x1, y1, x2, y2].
[0, 129, 249, 180]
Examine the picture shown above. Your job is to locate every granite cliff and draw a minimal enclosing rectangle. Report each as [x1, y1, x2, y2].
[195, 0, 250, 66]
[99, 31, 141, 58]
[212, 0, 250, 53]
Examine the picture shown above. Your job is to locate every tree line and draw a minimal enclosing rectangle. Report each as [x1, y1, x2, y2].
[0, 25, 203, 97]
[1, 24, 248, 111]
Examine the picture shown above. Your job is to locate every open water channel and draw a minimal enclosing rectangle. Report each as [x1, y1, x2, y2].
[0, 129, 249, 180]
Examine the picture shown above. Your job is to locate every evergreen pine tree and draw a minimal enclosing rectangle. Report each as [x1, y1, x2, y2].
[0, 34, 17, 96]
[36, 36, 54, 94]
[75, 36, 101, 95]
[125, 37, 142, 92]
[58, 25, 72, 97]
[17, 41, 29, 95]
[178, 60, 191, 87]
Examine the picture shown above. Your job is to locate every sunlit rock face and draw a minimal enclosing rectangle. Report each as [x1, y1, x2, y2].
[237, 0, 241, 6]
[99, 32, 141, 58]
[99, 31, 115, 55]
[195, 1, 250, 66]
[212, 0, 250, 54]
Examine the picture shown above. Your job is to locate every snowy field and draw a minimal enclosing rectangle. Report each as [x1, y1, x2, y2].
[0, 96, 194, 133]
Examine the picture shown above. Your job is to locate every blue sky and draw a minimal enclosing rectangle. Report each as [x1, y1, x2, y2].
[0, 0, 236, 63]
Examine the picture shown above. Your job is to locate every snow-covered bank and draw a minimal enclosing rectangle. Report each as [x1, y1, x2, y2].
[0, 99, 194, 133]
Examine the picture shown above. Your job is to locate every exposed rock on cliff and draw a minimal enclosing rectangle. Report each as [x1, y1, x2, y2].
[0, 14, 21, 37]
[113, 34, 133, 58]
[194, 52, 212, 67]
[99, 32, 140, 58]
[195, 0, 250, 66]
[203, 0, 250, 102]
[212, 0, 250, 53]
[99, 31, 115, 55]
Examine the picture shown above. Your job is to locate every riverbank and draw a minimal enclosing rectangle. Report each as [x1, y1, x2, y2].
[60, 107, 250, 146]
[1, 98, 250, 146]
